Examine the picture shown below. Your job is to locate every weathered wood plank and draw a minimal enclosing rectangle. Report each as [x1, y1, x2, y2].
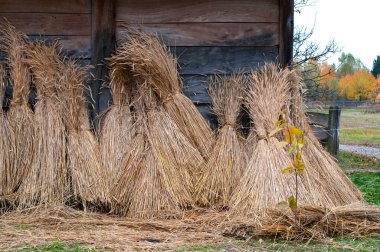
[279, 0, 294, 67]
[90, 0, 116, 119]
[117, 23, 279, 46]
[0, 13, 91, 36]
[0, 0, 91, 13]
[171, 46, 278, 75]
[116, 0, 279, 23]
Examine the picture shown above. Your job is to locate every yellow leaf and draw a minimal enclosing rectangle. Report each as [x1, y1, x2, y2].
[289, 126, 302, 137]
[297, 136, 304, 147]
[296, 163, 305, 174]
[276, 141, 289, 149]
[282, 166, 294, 174]
[296, 151, 301, 160]
[288, 195, 297, 211]
[287, 146, 294, 155]
[284, 129, 292, 143]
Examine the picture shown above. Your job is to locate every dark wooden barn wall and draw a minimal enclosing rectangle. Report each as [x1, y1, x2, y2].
[0, 0, 294, 125]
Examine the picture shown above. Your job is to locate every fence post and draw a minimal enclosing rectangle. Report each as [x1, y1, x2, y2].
[327, 106, 341, 156]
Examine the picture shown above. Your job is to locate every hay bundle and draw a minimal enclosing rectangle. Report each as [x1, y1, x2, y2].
[288, 73, 362, 206]
[110, 87, 198, 218]
[17, 42, 68, 207]
[0, 63, 14, 197]
[0, 23, 34, 195]
[99, 60, 135, 182]
[115, 32, 214, 158]
[195, 74, 246, 207]
[61, 60, 109, 207]
[229, 64, 316, 216]
[258, 203, 380, 239]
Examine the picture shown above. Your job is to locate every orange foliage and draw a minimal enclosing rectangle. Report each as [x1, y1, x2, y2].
[338, 69, 375, 100]
[373, 76, 380, 100]
[319, 62, 335, 89]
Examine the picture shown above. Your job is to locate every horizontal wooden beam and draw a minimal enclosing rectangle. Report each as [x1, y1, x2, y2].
[117, 23, 279, 47]
[116, 0, 279, 23]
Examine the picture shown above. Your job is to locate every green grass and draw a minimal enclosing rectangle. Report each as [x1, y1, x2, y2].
[176, 237, 380, 251]
[339, 109, 380, 146]
[349, 171, 380, 205]
[338, 150, 380, 171]
[14, 241, 100, 252]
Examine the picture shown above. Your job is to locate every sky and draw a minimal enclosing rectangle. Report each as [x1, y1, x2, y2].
[294, 0, 380, 69]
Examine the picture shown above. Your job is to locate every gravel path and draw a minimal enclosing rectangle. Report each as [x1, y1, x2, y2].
[340, 144, 380, 159]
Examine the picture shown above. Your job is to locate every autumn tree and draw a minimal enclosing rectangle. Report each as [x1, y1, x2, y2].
[336, 53, 365, 78]
[372, 76, 380, 101]
[338, 69, 375, 100]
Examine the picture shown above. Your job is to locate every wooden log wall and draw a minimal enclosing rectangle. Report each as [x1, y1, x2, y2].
[0, 0, 294, 126]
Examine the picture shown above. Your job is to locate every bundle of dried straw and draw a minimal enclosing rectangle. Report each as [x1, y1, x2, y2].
[110, 86, 198, 218]
[60, 60, 109, 208]
[195, 74, 246, 207]
[115, 32, 214, 159]
[99, 57, 135, 184]
[229, 64, 316, 216]
[17, 42, 68, 207]
[258, 203, 380, 239]
[0, 63, 14, 197]
[0, 23, 34, 195]
[288, 72, 362, 206]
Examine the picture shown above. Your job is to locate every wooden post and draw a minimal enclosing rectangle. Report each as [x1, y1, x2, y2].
[327, 105, 341, 156]
[90, 0, 116, 122]
[279, 0, 294, 67]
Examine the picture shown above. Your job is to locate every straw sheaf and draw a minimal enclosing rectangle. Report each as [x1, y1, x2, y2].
[287, 72, 362, 206]
[17, 101, 68, 207]
[99, 105, 135, 181]
[60, 60, 110, 207]
[195, 74, 246, 207]
[1, 24, 35, 195]
[99, 55, 135, 183]
[17, 43, 68, 208]
[229, 64, 317, 215]
[0, 63, 14, 197]
[118, 32, 214, 158]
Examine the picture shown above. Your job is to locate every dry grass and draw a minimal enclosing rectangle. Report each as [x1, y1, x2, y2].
[0, 203, 379, 250]
[258, 203, 380, 240]
[110, 85, 201, 218]
[0, 22, 34, 196]
[99, 57, 135, 184]
[229, 65, 317, 216]
[17, 42, 68, 208]
[115, 31, 214, 158]
[195, 74, 246, 207]
[61, 60, 110, 208]
[288, 72, 363, 206]
[0, 63, 14, 197]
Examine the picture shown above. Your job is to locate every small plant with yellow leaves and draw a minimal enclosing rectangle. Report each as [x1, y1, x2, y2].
[274, 112, 305, 224]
